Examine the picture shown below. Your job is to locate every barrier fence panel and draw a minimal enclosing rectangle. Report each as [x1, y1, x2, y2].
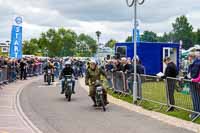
[106, 71, 113, 89]
[124, 73, 132, 94]
[0, 70, 3, 84]
[39, 63, 43, 75]
[166, 77, 200, 121]
[108, 71, 200, 121]
[112, 71, 127, 93]
[139, 75, 168, 107]
[127, 74, 142, 99]
[2, 67, 8, 83]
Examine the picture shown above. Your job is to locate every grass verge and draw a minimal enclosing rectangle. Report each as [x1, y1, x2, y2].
[106, 86, 200, 124]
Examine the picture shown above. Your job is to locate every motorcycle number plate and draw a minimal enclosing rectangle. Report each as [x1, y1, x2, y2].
[68, 83, 72, 86]
[67, 79, 71, 82]
[98, 91, 103, 94]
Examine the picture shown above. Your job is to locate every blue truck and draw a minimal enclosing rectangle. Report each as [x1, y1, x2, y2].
[115, 42, 180, 75]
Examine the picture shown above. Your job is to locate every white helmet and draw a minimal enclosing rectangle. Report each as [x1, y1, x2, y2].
[90, 59, 96, 64]
[65, 61, 71, 65]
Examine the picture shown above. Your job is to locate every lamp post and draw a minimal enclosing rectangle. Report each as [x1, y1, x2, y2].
[126, 0, 145, 104]
[96, 31, 101, 64]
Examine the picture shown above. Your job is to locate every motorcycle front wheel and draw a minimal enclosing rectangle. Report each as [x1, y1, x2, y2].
[100, 95, 106, 112]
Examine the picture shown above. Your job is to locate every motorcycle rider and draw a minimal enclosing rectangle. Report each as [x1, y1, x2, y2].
[44, 61, 55, 82]
[85, 59, 109, 107]
[59, 61, 76, 94]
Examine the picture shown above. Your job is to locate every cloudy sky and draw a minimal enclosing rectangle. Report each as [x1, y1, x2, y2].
[0, 0, 200, 43]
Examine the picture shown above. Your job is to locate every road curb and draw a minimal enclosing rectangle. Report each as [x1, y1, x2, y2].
[79, 78, 200, 133]
[15, 78, 43, 133]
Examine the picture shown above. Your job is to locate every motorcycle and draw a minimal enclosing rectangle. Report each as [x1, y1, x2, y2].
[63, 75, 73, 101]
[93, 80, 107, 111]
[44, 69, 52, 85]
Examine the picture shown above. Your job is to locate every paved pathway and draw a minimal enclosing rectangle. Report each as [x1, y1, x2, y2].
[19, 77, 195, 133]
[0, 78, 39, 133]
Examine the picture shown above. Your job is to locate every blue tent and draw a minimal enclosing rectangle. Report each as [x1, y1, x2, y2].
[115, 42, 180, 75]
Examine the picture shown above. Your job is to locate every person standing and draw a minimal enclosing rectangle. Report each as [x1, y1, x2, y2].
[20, 59, 27, 80]
[162, 57, 178, 111]
[105, 60, 114, 89]
[188, 49, 200, 119]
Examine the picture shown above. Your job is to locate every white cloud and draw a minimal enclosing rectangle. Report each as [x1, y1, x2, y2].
[0, 0, 200, 43]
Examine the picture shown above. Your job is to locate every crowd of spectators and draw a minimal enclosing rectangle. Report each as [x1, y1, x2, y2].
[0, 56, 44, 87]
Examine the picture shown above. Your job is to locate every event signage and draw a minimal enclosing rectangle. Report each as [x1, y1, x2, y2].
[10, 16, 23, 59]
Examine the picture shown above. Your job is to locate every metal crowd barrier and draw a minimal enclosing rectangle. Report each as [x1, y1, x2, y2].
[0, 62, 44, 85]
[2, 67, 8, 83]
[27, 63, 43, 77]
[112, 71, 128, 94]
[138, 75, 168, 108]
[166, 77, 200, 121]
[0, 70, 3, 85]
[109, 71, 200, 121]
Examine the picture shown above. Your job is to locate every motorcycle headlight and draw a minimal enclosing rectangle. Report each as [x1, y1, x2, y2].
[96, 86, 102, 91]
[67, 79, 71, 82]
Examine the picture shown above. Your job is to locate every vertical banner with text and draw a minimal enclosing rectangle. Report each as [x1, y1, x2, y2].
[10, 16, 23, 59]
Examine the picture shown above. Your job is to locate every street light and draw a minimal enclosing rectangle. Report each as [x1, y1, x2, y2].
[96, 31, 101, 64]
[126, 0, 145, 104]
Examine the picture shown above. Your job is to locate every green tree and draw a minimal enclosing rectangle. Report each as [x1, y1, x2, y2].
[23, 38, 39, 55]
[59, 29, 77, 56]
[24, 28, 97, 57]
[105, 39, 117, 48]
[172, 15, 193, 49]
[77, 33, 97, 56]
[194, 29, 200, 45]
[141, 31, 158, 42]
[158, 32, 175, 43]
[125, 36, 132, 42]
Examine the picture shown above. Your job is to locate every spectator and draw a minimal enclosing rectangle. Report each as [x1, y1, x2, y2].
[188, 49, 200, 119]
[162, 57, 178, 111]
[105, 60, 114, 89]
[113, 59, 123, 72]
[183, 54, 195, 77]
[128, 57, 145, 95]
[20, 59, 27, 80]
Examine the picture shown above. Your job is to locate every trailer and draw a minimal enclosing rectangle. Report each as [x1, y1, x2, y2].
[115, 42, 180, 75]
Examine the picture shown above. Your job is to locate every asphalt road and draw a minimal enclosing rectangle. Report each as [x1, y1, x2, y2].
[20, 77, 194, 133]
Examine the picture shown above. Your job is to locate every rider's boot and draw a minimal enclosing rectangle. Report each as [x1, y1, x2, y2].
[61, 88, 64, 94]
[72, 83, 75, 94]
[44, 74, 46, 82]
[72, 88, 75, 94]
[91, 96, 97, 107]
[104, 94, 109, 105]
[52, 74, 55, 82]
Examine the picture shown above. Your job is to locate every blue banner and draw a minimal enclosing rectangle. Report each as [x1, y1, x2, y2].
[10, 25, 23, 59]
[132, 29, 140, 42]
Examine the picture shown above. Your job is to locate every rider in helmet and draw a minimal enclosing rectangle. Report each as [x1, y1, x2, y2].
[44, 61, 55, 82]
[59, 61, 76, 94]
[85, 59, 109, 106]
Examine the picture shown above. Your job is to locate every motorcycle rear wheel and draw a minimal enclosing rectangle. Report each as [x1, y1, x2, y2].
[47, 75, 51, 85]
[65, 87, 72, 102]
